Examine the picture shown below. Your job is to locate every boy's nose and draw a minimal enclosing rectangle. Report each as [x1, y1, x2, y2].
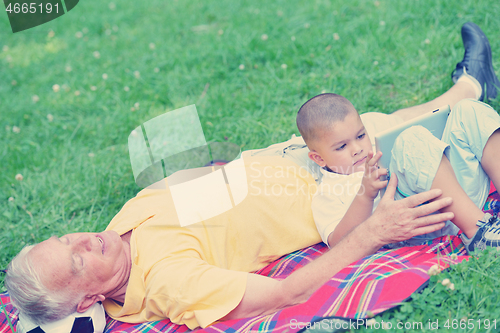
[352, 144, 362, 156]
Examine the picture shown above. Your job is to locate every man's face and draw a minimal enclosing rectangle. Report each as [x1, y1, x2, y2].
[29, 231, 130, 299]
[309, 111, 372, 175]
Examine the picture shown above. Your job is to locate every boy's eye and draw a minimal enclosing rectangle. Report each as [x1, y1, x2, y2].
[336, 144, 346, 151]
[357, 133, 366, 139]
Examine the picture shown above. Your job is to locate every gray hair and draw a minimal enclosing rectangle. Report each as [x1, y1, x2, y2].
[5, 244, 81, 326]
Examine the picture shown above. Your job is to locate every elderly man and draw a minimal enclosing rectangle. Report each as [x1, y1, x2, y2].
[5, 22, 499, 330]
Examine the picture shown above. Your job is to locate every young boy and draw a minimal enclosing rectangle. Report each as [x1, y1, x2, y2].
[297, 91, 500, 253]
[297, 90, 500, 253]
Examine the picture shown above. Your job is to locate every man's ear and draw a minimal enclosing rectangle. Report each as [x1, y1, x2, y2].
[308, 150, 326, 167]
[77, 294, 105, 313]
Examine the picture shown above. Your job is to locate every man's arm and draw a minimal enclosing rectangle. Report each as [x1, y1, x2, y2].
[223, 175, 454, 320]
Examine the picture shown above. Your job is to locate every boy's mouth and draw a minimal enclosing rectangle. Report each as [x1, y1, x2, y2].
[353, 156, 367, 166]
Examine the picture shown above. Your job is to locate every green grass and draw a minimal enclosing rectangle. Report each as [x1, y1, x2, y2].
[1, 0, 500, 331]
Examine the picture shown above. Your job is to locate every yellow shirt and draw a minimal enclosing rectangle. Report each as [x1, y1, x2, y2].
[103, 156, 321, 329]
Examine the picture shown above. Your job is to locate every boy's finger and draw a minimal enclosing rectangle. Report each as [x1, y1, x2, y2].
[377, 168, 388, 176]
[370, 151, 383, 166]
[365, 151, 374, 165]
[369, 167, 388, 180]
[375, 180, 388, 189]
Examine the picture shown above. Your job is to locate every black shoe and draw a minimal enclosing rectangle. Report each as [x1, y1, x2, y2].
[451, 22, 500, 101]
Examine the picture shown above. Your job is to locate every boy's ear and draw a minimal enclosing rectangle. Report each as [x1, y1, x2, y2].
[308, 150, 326, 167]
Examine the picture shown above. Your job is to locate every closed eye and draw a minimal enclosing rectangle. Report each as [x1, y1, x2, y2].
[58, 236, 69, 245]
[357, 133, 366, 140]
[336, 143, 346, 151]
[73, 254, 84, 270]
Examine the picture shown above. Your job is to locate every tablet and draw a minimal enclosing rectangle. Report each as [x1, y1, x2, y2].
[375, 105, 451, 170]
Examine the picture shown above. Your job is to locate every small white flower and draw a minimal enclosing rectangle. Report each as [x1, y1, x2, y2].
[134, 102, 140, 109]
[149, 42, 156, 50]
[427, 264, 441, 276]
[102, 73, 108, 80]
[380, 21, 386, 26]
[374, 1, 380, 6]
[15, 173, 23, 181]
[333, 33, 340, 40]
[88, 152, 95, 158]
[11, 80, 17, 86]
[13, 125, 21, 134]
[52, 84, 60, 92]
[47, 114, 54, 122]
[425, 38, 431, 44]
[2, 45, 9, 52]
[74, 90, 81, 96]
[75, 31, 83, 38]
[449, 283, 455, 290]
[109, 2, 116, 10]
[134, 70, 140, 78]
[65, 65, 72, 72]
[48, 30, 55, 38]
[90, 86, 97, 91]
[32, 95, 40, 103]
[291, 36, 296, 41]
[261, 34, 268, 41]
[373, 60, 379, 66]
[93, 51, 101, 59]
[239, 64, 245, 70]
[281, 63, 287, 70]
[304, 23, 310, 29]
[8, 197, 14, 202]
[450, 253, 458, 260]
[154, 67, 160, 73]
[441, 278, 450, 286]
[124, 86, 130, 92]
[218, 29, 224, 35]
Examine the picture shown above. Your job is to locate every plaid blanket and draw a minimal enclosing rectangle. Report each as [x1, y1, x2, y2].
[2, 190, 498, 333]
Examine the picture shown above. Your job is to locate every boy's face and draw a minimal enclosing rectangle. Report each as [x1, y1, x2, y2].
[308, 111, 372, 175]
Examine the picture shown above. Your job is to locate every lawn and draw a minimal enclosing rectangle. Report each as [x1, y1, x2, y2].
[1, 0, 500, 332]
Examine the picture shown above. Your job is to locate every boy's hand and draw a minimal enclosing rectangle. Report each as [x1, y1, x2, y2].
[360, 151, 388, 200]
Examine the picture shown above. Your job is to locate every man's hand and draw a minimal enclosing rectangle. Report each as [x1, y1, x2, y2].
[367, 174, 454, 247]
[360, 151, 388, 200]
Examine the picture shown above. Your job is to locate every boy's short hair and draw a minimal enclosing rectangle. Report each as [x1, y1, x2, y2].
[296, 93, 356, 144]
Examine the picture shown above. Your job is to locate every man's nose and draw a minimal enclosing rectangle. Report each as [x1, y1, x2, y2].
[72, 235, 92, 252]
